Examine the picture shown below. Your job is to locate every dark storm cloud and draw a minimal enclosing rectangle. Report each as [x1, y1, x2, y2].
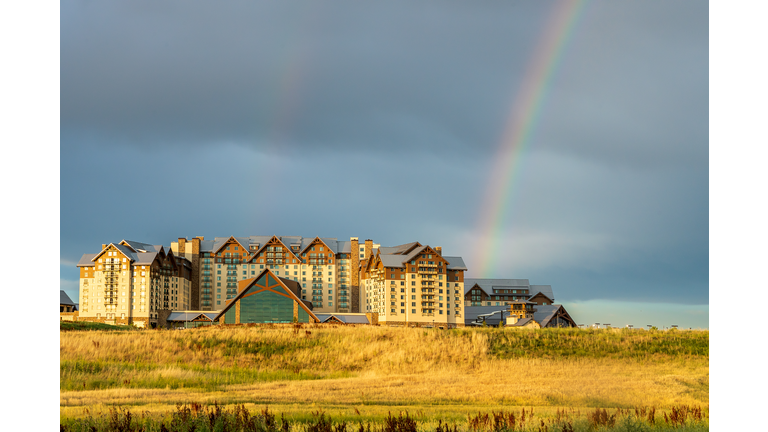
[61, 1, 706, 167]
[60, 1, 708, 312]
[61, 1, 548, 154]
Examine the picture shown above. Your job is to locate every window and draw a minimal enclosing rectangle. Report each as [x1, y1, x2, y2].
[412, 309, 416, 314]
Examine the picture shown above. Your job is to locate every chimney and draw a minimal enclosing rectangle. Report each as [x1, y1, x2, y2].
[102, 244, 106, 249]
[364, 239, 373, 260]
[351, 237, 360, 313]
[175, 237, 186, 255]
[435, 246, 442, 256]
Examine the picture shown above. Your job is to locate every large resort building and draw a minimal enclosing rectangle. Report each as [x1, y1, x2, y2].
[76, 240, 193, 328]
[73, 234, 574, 328]
[169, 236, 359, 314]
[360, 242, 466, 327]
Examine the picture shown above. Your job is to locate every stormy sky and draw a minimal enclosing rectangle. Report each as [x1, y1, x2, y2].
[59, 0, 709, 328]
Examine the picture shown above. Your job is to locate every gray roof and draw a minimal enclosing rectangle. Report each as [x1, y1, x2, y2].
[529, 285, 555, 301]
[112, 243, 137, 259]
[166, 312, 218, 322]
[60, 290, 76, 305]
[319, 238, 340, 254]
[77, 253, 98, 266]
[337, 241, 352, 254]
[381, 254, 406, 268]
[379, 242, 420, 255]
[77, 244, 162, 267]
[401, 245, 428, 263]
[200, 239, 215, 252]
[532, 305, 560, 327]
[133, 252, 159, 265]
[464, 278, 531, 295]
[463, 305, 510, 326]
[121, 240, 159, 252]
[444, 256, 467, 271]
[315, 313, 370, 324]
[511, 317, 535, 327]
[377, 246, 400, 255]
[198, 236, 355, 257]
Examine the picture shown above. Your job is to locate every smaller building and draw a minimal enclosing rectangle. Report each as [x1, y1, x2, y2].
[315, 313, 378, 325]
[532, 304, 577, 328]
[60, 291, 77, 313]
[161, 311, 219, 329]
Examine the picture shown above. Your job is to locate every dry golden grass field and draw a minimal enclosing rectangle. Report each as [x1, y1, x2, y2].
[59, 325, 708, 430]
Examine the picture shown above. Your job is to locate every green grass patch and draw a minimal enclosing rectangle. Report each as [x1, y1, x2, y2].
[476, 328, 708, 361]
[60, 321, 138, 331]
[60, 359, 354, 392]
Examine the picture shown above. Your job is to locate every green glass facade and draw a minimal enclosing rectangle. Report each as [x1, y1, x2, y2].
[219, 273, 312, 324]
[225, 307, 237, 324]
[297, 307, 310, 323]
[240, 290, 295, 323]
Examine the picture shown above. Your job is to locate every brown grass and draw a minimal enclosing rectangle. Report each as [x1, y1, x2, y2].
[60, 326, 708, 421]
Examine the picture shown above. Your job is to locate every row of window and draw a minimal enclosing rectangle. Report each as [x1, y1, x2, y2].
[390, 309, 456, 316]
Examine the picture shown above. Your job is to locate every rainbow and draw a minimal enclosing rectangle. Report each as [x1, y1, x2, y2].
[473, 0, 588, 277]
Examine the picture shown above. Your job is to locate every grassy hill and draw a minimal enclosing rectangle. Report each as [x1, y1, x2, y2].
[60, 325, 708, 430]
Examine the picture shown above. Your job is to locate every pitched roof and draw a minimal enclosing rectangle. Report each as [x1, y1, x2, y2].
[77, 254, 98, 266]
[120, 240, 162, 253]
[378, 242, 420, 255]
[462, 305, 509, 325]
[336, 241, 352, 254]
[464, 278, 531, 295]
[133, 252, 159, 265]
[212, 236, 250, 254]
[532, 305, 560, 327]
[166, 312, 218, 322]
[401, 245, 428, 263]
[444, 256, 467, 271]
[381, 254, 406, 268]
[60, 290, 76, 305]
[511, 317, 536, 327]
[315, 313, 371, 324]
[529, 285, 555, 301]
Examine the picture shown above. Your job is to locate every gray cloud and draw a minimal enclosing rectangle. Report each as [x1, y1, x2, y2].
[60, 1, 708, 308]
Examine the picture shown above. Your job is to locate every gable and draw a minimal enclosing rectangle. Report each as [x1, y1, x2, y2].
[299, 237, 336, 265]
[215, 269, 317, 322]
[91, 243, 134, 263]
[247, 236, 300, 264]
[529, 292, 554, 304]
[213, 236, 249, 256]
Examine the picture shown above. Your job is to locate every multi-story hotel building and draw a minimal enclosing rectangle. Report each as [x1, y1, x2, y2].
[72, 236, 577, 328]
[76, 240, 193, 328]
[463, 279, 575, 327]
[360, 242, 467, 327]
[171, 235, 363, 314]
